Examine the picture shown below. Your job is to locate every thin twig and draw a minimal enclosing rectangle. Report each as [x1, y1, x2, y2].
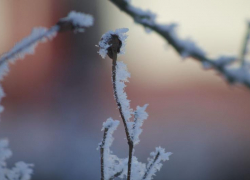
[0, 25, 59, 67]
[100, 128, 109, 180]
[142, 152, 160, 180]
[111, 50, 134, 180]
[109, 170, 124, 180]
[239, 22, 250, 66]
[109, 0, 250, 88]
[0, 11, 93, 68]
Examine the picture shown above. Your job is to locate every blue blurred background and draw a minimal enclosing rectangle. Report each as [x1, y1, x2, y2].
[0, 0, 250, 180]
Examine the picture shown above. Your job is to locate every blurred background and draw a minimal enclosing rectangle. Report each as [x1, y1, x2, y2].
[0, 0, 250, 180]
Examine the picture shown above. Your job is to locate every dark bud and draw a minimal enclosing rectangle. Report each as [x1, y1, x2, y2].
[107, 35, 122, 59]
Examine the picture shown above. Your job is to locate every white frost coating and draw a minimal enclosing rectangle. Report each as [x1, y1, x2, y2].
[0, 140, 33, 180]
[144, 147, 172, 180]
[178, 38, 206, 58]
[214, 56, 236, 67]
[158, 23, 206, 58]
[99, 118, 126, 180]
[116, 61, 133, 124]
[5, 162, 33, 180]
[0, 27, 57, 114]
[100, 118, 120, 149]
[224, 66, 250, 84]
[62, 11, 94, 32]
[132, 104, 149, 145]
[1, 27, 57, 67]
[0, 139, 12, 166]
[131, 156, 146, 180]
[98, 28, 129, 59]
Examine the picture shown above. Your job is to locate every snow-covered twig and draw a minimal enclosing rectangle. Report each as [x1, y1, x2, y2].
[109, 0, 250, 89]
[0, 11, 93, 68]
[143, 147, 172, 180]
[0, 11, 94, 180]
[0, 11, 93, 114]
[97, 29, 171, 180]
[98, 118, 126, 180]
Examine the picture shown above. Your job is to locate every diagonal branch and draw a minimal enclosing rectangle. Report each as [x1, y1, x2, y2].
[109, 0, 250, 89]
[0, 11, 93, 69]
[143, 152, 160, 180]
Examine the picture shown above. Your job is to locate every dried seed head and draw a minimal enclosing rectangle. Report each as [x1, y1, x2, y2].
[97, 28, 129, 59]
[107, 35, 122, 59]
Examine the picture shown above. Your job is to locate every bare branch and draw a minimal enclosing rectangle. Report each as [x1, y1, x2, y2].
[109, 0, 250, 88]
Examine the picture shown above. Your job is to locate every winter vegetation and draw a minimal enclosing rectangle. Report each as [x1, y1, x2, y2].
[0, 11, 93, 180]
[109, 0, 250, 89]
[98, 28, 172, 180]
[0, 1, 250, 180]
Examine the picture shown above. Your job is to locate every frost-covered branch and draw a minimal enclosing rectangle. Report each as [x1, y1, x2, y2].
[109, 0, 250, 89]
[0, 11, 94, 180]
[97, 29, 171, 180]
[0, 11, 93, 114]
[98, 118, 127, 180]
[98, 28, 134, 180]
[143, 147, 172, 180]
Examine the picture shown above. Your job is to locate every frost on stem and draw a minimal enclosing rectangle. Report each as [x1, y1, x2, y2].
[99, 118, 127, 180]
[58, 11, 94, 33]
[110, 0, 250, 89]
[0, 10, 94, 180]
[97, 28, 172, 180]
[0, 140, 33, 180]
[116, 62, 133, 125]
[97, 28, 129, 59]
[132, 104, 149, 145]
[0, 10, 94, 114]
[143, 147, 172, 180]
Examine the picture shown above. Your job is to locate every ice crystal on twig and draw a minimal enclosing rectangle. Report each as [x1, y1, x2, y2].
[143, 147, 172, 180]
[98, 28, 129, 59]
[99, 118, 127, 180]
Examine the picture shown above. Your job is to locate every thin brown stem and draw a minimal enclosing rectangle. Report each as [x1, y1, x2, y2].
[111, 48, 133, 180]
[100, 128, 108, 180]
[142, 152, 160, 180]
[109, 170, 123, 180]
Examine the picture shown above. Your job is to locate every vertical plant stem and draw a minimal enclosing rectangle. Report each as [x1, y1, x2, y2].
[100, 128, 108, 180]
[111, 49, 133, 180]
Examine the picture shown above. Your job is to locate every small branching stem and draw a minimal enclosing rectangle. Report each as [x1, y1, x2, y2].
[111, 49, 134, 180]
[142, 152, 160, 180]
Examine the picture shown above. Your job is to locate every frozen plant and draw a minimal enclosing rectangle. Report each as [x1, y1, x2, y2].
[110, 0, 250, 89]
[98, 28, 172, 180]
[0, 11, 94, 180]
